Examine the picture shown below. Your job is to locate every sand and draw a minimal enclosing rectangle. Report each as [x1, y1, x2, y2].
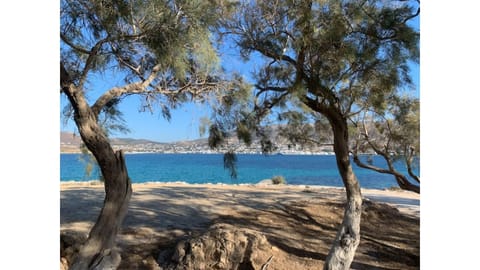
[61, 182, 420, 269]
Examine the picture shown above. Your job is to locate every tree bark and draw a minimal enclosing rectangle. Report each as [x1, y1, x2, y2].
[62, 71, 133, 269]
[69, 150, 132, 270]
[323, 111, 363, 270]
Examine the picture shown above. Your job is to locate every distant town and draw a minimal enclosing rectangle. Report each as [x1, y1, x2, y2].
[60, 132, 335, 155]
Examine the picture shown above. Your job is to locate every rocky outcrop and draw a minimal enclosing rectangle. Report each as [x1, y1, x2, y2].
[158, 223, 274, 270]
[60, 231, 88, 270]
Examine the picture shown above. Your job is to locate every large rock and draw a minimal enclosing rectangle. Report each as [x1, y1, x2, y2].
[60, 231, 88, 270]
[158, 223, 274, 270]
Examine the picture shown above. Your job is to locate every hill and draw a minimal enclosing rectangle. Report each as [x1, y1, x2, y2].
[60, 132, 166, 153]
[60, 131, 334, 154]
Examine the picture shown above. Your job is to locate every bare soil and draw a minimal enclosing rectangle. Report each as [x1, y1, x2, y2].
[60, 183, 419, 270]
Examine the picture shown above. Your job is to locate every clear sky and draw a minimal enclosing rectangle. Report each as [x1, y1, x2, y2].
[60, 7, 420, 143]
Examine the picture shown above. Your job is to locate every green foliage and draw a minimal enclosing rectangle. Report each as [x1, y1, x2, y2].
[78, 143, 103, 181]
[61, 0, 238, 116]
[260, 136, 276, 153]
[350, 94, 420, 188]
[62, 0, 246, 188]
[208, 124, 226, 149]
[272, 175, 286, 185]
[209, 0, 419, 187]
[212, 0, 419, 146]
[277, 111, 332, 149]
[99, 98, 131, 136]
[62, 0, 225, 78]
[231, 0, 417, 110]
[198, 117, 212, 138]
[386, 186, 403, 191]
[236, 121, 252, 146]
[223, 151, 237, 179]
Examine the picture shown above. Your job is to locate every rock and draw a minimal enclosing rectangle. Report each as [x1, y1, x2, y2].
[257, 179, 273, 185]
[159, 223, 274, 270]
[60, 231, 88, 269]
[142, 255, 162, 270]
[60, 257, 69, 270]
[60, 231, 87, 254]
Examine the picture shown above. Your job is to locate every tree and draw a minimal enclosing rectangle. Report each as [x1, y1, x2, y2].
[212, 0, 419, 269]
[351, 95, 420, 193]
[60, 0, 238, 268]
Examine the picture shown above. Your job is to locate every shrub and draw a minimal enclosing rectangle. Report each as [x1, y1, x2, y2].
[386, 186, 402, 191]
[271, 175, 286, 185]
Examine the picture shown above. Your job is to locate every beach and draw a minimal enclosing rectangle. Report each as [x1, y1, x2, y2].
[61, 182, 420, 269]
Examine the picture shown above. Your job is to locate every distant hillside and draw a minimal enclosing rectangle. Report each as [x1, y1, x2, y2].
[110, 137, 165, 145]
[61, 131, 217, 153]
[61, 132, 163, 145]
[60, 129, 334, 154]
[60, 132, 83, 145]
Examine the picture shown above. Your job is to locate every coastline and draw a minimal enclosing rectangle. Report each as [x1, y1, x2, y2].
[60, 151, 338, 155]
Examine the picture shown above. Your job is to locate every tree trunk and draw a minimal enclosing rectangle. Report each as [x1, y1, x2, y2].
[323, 112, 363, 270]
[394, 175, 420, 194]
[62, 79, 133, 270]
[351, 154, 420, 194]
[70, 150, 132, 270]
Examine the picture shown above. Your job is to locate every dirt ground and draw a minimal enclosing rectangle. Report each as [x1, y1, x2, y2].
[60, 183, 420, 270]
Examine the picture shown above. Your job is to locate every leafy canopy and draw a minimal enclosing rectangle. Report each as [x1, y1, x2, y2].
[207, 0, 419, 178]
[61, 0, 240, 120]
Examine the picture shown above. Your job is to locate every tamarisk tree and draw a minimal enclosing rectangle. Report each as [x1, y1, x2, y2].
[351, 95, 420, 193]
[60, 0, 237, 268]
[211, 0, 419, 269]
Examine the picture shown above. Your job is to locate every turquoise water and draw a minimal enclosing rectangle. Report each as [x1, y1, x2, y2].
[60, 153, 419, 189]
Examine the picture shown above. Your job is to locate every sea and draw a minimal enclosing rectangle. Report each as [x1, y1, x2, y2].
[60, 153, 419, 190]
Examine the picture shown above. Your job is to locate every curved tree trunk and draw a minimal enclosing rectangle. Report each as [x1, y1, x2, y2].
[352, 155, 420, 194]
[62, 76, 133, 270]
[394, 174, 420, 193]
[323, 112, 363, 270]
[70, 150, 132, 270]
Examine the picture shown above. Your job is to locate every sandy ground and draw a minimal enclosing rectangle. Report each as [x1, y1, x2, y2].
[61, 182, 420, 269]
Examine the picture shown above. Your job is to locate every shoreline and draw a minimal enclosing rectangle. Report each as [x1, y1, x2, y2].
[60, 151, 338, 155]
[61, 181, 419, 217]
[60, 151, 387, 156]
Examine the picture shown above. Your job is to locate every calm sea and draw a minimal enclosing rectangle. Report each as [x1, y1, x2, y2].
[60, 153, 419, 189]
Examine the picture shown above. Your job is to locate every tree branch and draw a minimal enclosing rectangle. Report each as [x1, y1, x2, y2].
[60, 61, 73, 91]
[352, 154, 395, 175]
[255, 85, 288, 94]
[78, 36, 114, 89]
[92, 64, 162, 116]
[60, 62, 93, 122]
[406, 146, 420, 183]
[351, 152, 419, 193]
[303, 96, 331, 117]
[402, 7, 420, 24]
[61, 33, 91, 55]
[63, 29, 147, 90]
[247, 40, 297, 66]
[356, 119, 419, 193]
[109, 43, 145, 80]
[91, 64, 224, 117]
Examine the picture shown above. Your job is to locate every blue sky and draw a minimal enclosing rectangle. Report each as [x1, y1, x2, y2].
[60, 10, 420, 143]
